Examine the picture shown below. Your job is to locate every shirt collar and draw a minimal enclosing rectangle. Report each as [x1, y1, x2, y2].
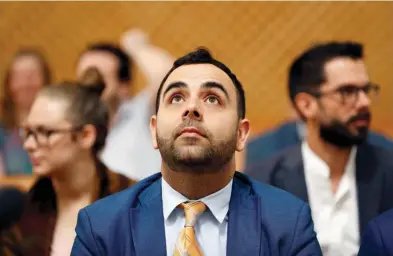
[302, 141, 357, 178]
[162, 177, 233, 224]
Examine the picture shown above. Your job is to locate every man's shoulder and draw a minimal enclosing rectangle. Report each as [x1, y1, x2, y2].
[367, 131, 393, 150]
[374, 208, 393, 227]
[254, 143, 301, 165]
[358, 142, 393, 167]
[248, 121, 298, 147]
[245, 144, 301, 178]
[236, 172, 306, 213]
[236, 172, 316, 252]
[82, 173, 161, 220]
[358, 209, 393, 256]
[362, 208, 393, 251]
[253, 177, 304, 207]
[229, 173, 320, 255]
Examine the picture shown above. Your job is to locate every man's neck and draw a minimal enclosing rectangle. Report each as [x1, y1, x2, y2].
[307, 131, 353, 184]
[51, 158, 99, 214]
[161, 160, 236, 200]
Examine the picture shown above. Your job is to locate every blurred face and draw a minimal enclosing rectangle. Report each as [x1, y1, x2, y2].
[22, 95, 84, 176]
[308, 57, 377, 147]
[77, 51, 123, 103]
[150, 64, 249, 173]
[9, 55, 45, 110]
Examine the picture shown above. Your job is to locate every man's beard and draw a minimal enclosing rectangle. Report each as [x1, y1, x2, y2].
[320, 112, 370, 148]
[156, 120, 238, 173]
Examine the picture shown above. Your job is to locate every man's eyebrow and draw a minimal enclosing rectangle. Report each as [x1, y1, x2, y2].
[162, 81, 230, 101]
[162, 81, 188, 99]
[201, 81, 229, 100]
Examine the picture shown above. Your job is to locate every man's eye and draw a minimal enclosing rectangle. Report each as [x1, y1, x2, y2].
[205, 96, 219, 104]
[340, 86, 357, 95]
[170, 95, 184, 104]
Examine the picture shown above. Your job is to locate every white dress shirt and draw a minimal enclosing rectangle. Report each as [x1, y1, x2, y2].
[162, 178, 232, 256]
[302, 141, 360, 256]
[100, 89, 162, 181]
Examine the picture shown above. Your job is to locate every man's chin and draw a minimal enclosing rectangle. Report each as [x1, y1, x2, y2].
[172, 148, 211, 164]
[320, 125, 368, 148]
[353, 126, 369, 139]
[174, 143, 205, 152]
[176, 152, 208, 162]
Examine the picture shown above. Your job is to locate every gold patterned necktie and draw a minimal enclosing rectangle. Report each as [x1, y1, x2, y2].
[173, 201, 207, 256]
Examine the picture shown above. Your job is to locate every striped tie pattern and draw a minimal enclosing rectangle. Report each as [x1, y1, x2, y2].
[173, 201, 207, 256]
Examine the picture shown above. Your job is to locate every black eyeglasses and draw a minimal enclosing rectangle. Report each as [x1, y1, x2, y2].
[310, 83, 380, 106]
[20, 125, 83, 146]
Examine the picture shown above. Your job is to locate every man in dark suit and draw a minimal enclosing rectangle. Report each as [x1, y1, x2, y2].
[245, 119, 393, 169]
[358, 208, 393, 256]
[246, 41, 393, 256]
[71, 48, 322, 255]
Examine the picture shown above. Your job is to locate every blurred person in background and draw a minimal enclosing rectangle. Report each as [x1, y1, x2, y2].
[76, 29, 174, 181]
[0, 49, 52, 176]
[245, 40, 393, 169]
[0, 69, 136, 256]
[245, 110, 393, 169]
[246, 42, 393, 256]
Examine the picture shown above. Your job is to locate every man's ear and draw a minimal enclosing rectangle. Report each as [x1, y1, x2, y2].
[236, 118, 250, 152]
[294, 92, 318, 119]
[150, 115, 158, 149]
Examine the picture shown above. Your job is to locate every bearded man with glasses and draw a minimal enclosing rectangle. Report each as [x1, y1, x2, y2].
[246, 41, 393, 256]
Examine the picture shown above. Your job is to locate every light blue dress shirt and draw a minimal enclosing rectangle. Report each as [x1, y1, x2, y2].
[162, 177, 233, 256]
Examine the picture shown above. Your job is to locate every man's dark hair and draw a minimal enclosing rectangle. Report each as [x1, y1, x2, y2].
[288, 41, 363, 104]
[155, 47, 246, 119]
[85, 43, 132, 83]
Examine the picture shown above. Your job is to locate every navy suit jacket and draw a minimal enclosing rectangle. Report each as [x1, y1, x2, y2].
[358, 208, 393, 256]
[71, 172, 322, 256]
[246, 120, 393, 169]
[245, 143, 393, 236]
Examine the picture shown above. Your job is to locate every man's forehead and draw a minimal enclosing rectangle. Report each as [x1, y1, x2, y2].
[163, 64, 234, 89]
[324, 58, 369, 86]
[79, 52, 118, 68]
[77, 52, 118, 75]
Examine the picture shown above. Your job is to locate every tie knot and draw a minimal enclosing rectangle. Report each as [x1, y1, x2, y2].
[179, 201, 206, 227]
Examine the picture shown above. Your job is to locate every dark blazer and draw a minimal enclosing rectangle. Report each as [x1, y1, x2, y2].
[245, 143, 393, 236]
[358, 208, 393, 256]
[245, 120, 393, 168]
[71, 172, 322, 256]
[246, 121, 300, 167]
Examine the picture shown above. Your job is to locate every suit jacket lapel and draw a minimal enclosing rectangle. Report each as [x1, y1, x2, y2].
[227, 173, 263, 256]
[356, 144, 383, 234]
[129, 178, 166, 256]
[273, 145, 309, 202]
